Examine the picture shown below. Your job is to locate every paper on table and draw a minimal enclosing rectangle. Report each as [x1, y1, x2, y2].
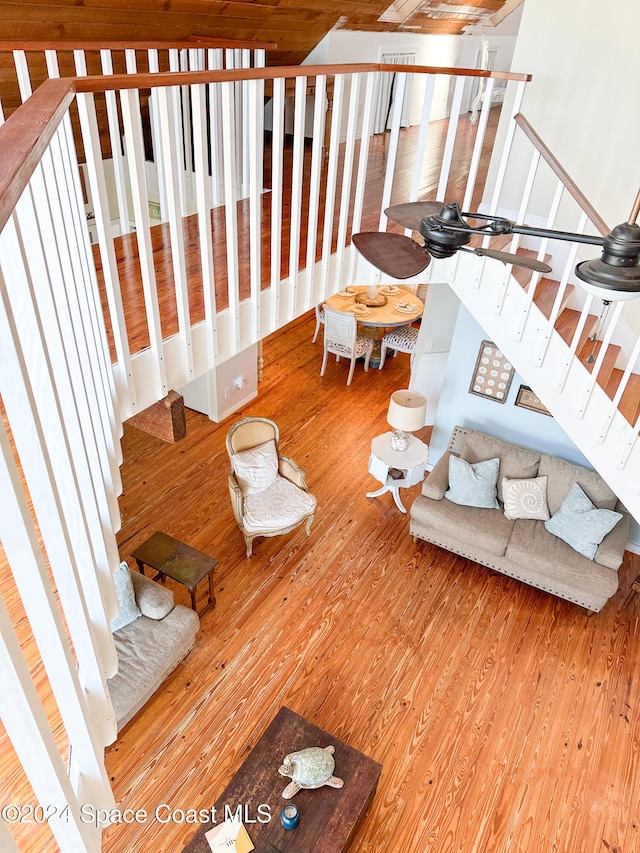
[205, 819, 255, 853]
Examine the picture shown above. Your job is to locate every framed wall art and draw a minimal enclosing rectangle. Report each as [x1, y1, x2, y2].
[469, 340, 515, 404]
[515, 384, 552, 416]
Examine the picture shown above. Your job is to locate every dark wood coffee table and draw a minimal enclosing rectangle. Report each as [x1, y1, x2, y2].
[182, 706, 382, 853]
[131, 531, 217, 616]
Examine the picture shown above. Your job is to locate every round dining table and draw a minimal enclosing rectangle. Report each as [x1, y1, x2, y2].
[323, 284, 423, 367]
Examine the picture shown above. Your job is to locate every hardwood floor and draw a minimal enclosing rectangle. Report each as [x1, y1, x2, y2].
[102, 315, 639, 853]
[2, 311, 640, 852]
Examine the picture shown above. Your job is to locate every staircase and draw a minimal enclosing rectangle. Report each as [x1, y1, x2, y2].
[433, 244, 640, 520]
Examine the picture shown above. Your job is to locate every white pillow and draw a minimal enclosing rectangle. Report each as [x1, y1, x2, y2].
[232, 439, 279, 496]
[111, 561, 142, 632]
[502, 476, 550, 520]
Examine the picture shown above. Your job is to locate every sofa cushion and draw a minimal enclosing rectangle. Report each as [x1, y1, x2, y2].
[419, 495, 515, 556]
[111, 562, 142, 632]
[232, 439, 279, 496]
[538, 454, 617, 514]
[544, 483, 623, 559]
[506, 518, 619, 600]
[109, 605, 200, 730]
[460, 432, 541, 501]
[445, 455, 500, 509]
[502, 476, 550, 520]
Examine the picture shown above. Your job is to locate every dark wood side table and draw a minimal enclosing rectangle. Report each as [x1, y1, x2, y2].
[181, 706, 382, 853]
[131, 531, 218, 617]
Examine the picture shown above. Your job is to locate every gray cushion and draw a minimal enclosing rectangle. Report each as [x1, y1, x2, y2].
[460, 432, 541, 502]
[544, 483, 623, 559]
[111, 562, 142, 632]
[445, 455, 499, 509]
[416, 492, 515, 557]
[538, 454, 617, 514]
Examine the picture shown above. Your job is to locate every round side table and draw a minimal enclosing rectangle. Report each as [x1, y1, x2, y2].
[366, 432, 429, 513]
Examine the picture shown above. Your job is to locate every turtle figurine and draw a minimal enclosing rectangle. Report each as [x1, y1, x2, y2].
[278, 745, 344, 798]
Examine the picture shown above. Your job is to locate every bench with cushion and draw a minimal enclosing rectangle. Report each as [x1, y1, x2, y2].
[107, 564, 200, 731]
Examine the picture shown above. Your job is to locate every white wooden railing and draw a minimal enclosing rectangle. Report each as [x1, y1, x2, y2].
[0, 55, 530, 851]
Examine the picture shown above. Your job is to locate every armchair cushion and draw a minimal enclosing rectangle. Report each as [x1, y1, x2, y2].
[243, 476, 317, 533]
[231, 439, 279, 496]
[111, 562, 142, 632]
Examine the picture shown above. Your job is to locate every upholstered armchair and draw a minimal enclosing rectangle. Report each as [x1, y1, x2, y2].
[226, 416, 317, 557]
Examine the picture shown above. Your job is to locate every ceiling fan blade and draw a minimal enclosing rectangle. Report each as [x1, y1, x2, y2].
[384, 201, 445, 231]
[474, 247, 552, 274]
[352, 232, 431, 279]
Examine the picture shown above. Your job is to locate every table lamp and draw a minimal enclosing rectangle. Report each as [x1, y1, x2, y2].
[387, 390, 427, 451]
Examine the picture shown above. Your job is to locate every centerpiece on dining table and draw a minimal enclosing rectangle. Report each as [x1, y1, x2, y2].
[355, 284, 388, 307]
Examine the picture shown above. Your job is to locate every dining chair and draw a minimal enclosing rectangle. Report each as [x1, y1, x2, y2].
[226, 416, 317, 557]
[312, 304, 325, 343]
[379, 324, 420, 370]
[320, 306, 374, 385]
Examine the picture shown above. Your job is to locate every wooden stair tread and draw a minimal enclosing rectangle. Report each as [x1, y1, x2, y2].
[555, 308, 599, 352]
[532, 279, 575, 319]
[577, 339, 621, 389]
[607, 369, 640, 426]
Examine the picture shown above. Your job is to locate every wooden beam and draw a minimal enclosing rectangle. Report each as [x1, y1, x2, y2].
[126, 390, 187, 443]
[485, 0, 524, 27]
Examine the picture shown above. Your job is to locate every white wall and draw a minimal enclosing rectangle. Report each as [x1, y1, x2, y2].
[456, 31, 519, 112]
[305, 30, 464, 127]
[430, 305, 594, 463]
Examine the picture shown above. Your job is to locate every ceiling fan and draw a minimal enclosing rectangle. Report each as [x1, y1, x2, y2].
[352, 190, 640, 301]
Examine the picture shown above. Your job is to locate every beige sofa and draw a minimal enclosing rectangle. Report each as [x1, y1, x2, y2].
[410, 426, 629, 612]
[108, 570, 200, 731]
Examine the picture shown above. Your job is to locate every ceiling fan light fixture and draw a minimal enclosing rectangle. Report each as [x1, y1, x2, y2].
[575, 221, 640, 301]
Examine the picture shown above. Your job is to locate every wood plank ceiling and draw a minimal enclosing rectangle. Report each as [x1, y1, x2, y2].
[0, 0, 519, 66]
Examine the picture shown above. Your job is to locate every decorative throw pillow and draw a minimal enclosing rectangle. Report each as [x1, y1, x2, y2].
[544, 482, 623, 559]
[111, 561, 142, 632]
[502, 476, 550, 520]
[232, 439, 279, 496]
[445, 455, 500, 509]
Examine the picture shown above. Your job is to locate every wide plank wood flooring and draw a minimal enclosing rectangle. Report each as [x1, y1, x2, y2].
[2, 310, 640, 851]
[99, 313, 640, 853]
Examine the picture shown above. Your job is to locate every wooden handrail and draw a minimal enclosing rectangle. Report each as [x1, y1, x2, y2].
[514, 113, 610, 236]
[0, 63, 532, 236]
[71, 63, 532, 94]
[0, 38, 278, 52]
[0, 78, 74, 235]
[378, 63, 532, 82]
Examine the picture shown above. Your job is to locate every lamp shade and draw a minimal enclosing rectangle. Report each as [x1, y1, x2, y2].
[387, 390, 427, 433]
